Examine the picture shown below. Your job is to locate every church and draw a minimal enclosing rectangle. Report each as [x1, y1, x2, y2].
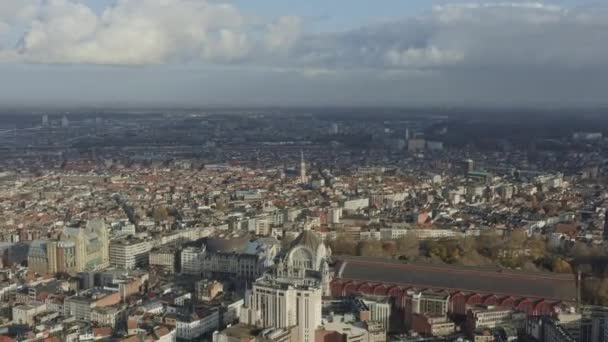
[274, 230, 332, 296]
[241, 230, 332, 342]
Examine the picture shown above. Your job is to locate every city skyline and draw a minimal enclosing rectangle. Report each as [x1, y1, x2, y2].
[1, 108, 608, 341]
[2, 2, 608, 340]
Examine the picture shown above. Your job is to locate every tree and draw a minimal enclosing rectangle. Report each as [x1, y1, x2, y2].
[476, 231, 500, 259]
[382, 241, 398, 256]
[460, 236, 477, 252]
[152, 207, 169, 222]
[507, 229, 527, 250]
[328, 234, 358, 256]
[358, 240, 387, 257]
[458, 236, 492, 266]
[395, 236, 420, 259]
[526, 237, 548, 260]
[571, 243, 593, 258]
[424, 239, 459, 264]
[552, 258, 573, 273]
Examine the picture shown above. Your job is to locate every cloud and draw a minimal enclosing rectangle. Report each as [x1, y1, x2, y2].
[2, 0, 608, 72]
[13, 0, 253, 65]
[0, 1, 38, 43]
[1, 1, 608, 107]
[285, 2, 608, 71]
[265, 16, 301, 52]
[385, 46, 465, 68]
[0, 0, 303, 65]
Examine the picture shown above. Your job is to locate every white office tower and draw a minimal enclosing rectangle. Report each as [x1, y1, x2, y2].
[42, 115, 49, 127]
[61, 115, 69, 128]
[299, 151, 307, 184]
[242, 279, 322, 342]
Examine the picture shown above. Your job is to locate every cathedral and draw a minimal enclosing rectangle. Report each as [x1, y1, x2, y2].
[273, 230, 332, 296]
[241, 230, 332, 342]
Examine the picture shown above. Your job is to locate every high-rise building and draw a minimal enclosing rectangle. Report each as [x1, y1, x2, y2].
[299, 151, 307, 184]
[242, 279, 322, 342]
[42, 114, 49, 127]
[240, 231, 331, 342]
[300, 151, 309, 184]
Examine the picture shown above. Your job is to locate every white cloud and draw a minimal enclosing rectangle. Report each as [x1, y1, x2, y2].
[13, 0, 254, 65]
[0, 0, 608, 75]
[0, 0, 298, 65]
[0, 1, 40, 22]
[385, 46, 465, 68]
[0, 0, 38, 44]
[286, 2, 608, 70]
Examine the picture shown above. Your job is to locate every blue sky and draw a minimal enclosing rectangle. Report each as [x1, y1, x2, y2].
[1, 0, 607, 107]
[231, 0, 429, 30]
[85, 0, 594, 26]
[86, 0, 430, 30]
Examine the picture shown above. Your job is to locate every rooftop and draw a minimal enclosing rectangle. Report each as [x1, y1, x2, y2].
[335, 256, 577, 301]
[289, 230, 322, 251]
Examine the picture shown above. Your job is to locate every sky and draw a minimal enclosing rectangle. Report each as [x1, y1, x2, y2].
[1, 0, 608, 108]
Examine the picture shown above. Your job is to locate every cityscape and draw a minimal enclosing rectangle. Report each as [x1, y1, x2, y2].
[1, 109, 608, 342]
[2, 0, 608, 342]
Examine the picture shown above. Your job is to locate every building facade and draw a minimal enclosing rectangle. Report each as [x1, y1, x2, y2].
[62, 219, 110, 272]
[240, 231, 332, 342]
[109, 238, 152, 270]
[243, 279, 322, 342]
[28, 219, 108, 275]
